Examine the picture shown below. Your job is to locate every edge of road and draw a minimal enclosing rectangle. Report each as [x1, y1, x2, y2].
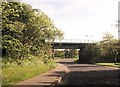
[51, 59, 70, 86]
[95, 64, 120, 69]
[51, 63, 69, 86]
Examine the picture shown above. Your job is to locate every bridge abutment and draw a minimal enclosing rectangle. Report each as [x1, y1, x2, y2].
[78, 47, 86, 63]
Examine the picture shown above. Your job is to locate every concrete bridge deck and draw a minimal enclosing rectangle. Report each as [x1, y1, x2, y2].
[52, 39, 96, 49]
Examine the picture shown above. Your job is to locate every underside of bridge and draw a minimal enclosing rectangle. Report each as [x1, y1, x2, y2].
[52, 42, 86, 49]
[51, 42, 89, 63]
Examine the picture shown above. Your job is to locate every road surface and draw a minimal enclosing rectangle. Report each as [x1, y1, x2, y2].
[57, 58, 120, 86]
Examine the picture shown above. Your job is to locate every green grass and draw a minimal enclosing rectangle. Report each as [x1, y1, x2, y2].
[96, 63, 120, 68]
[2, 57, 56, 86]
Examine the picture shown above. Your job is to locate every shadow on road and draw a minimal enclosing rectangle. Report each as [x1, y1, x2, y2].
[57, 59, 120, 86]
[66, 69, 120, 85]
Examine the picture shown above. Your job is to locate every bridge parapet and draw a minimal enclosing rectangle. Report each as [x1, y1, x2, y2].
[54, 39, 96, 43]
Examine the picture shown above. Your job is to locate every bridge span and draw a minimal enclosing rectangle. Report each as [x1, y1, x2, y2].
[51, 39, 96, 63]
[52, 39, 96, 49]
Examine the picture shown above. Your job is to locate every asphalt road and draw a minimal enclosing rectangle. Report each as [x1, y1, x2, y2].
[57, 58, 120, 86]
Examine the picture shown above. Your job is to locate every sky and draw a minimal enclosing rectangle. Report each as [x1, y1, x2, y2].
[22, 0, 119, 41]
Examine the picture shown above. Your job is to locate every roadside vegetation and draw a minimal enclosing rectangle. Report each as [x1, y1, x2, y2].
[2, 1, 63, 85]
[2, 56, 56, 85]
[79, 32, 120, 66]
[96, 63, 120, 68]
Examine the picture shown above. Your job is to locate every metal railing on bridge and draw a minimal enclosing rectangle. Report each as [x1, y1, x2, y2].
[54, 39, 96, 43]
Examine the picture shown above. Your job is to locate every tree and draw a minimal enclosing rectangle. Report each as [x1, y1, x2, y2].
[68, 49, 77, 58]
[100, 32, 118, 63]
[80, 43, 99, 63]
[2, 2, 26, 58]
[2, 2, 64, 59]
[64, 49, 78, 58]
[54, 50, 65, 58]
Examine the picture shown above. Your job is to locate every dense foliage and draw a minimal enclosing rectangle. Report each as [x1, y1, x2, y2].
[80, 32, 120, 63]
[2, 1, 63, 59]
[54, 50, 65, 58]
[65, 49, 78, 58]
[2, 1, 63, 85]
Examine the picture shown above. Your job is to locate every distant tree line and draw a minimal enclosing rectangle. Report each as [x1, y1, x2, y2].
[2, 1, 63, 60]
[54, 49, 78, 58]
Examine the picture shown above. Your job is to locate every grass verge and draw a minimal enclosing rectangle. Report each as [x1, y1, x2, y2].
[96, 63, 120, 68]
[2, 57, 56, 86]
